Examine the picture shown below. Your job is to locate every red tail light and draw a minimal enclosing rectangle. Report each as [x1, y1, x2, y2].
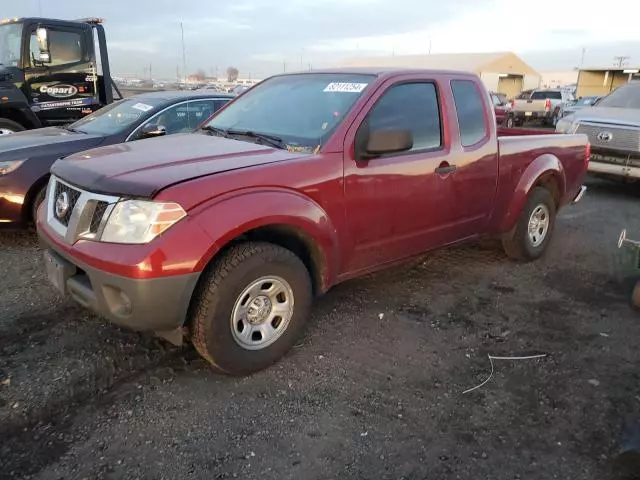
[545, 99, 551, 111]
[510, 99, 515, 108]
[585, 142, 591, 166]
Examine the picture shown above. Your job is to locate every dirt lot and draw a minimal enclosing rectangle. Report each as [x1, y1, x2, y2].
[1, 178, 639, 480]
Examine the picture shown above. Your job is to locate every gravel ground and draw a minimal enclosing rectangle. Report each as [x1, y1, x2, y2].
[0, 178, 639, 480]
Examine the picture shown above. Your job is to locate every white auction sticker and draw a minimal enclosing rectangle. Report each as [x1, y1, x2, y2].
[131, 102, 154, 112]
[323, 82, 368, 93]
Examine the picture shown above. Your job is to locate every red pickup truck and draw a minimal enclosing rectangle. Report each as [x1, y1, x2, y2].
[37, 68, 589, 375]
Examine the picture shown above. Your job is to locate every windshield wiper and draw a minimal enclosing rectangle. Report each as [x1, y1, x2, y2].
[200, 125, 230, 137]
[62, 125, 86, 134]
[225, 129, 287, 150]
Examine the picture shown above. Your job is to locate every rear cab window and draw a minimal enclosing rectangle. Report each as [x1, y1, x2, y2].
[530, 91, 563, 100]
[451, 79, 488, 147]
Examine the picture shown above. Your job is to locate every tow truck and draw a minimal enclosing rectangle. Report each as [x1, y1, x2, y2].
[0, 16, 121, 134]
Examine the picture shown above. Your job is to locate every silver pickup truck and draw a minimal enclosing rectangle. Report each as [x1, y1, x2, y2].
[556, 81, 640, 181]
[512, 88, 575, 126]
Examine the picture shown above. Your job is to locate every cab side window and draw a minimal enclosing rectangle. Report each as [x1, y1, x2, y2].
[451, 80, 488, 147]
[364, 82, 442, 153]
[30, 29, 83, 67]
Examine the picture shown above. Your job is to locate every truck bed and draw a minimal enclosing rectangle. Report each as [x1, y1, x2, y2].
[493, 129, 588, 217]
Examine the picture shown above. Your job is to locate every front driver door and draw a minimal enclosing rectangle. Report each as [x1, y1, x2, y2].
[343, 78, 460, 275]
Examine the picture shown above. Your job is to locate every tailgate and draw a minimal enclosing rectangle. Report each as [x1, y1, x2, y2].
[513, 99, 548, 113]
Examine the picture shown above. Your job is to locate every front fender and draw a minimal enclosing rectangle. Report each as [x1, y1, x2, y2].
[191, 188, 340, 290]
[0, 83, 42, 128]
[499, 154, 566, 233]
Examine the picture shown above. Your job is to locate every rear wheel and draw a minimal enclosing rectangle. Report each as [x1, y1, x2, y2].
[505, 116, 514, 128]
[632, 281, 640, 309]
[190, 242, 312, 375]
[0, 118, 25, 135]
[502, 187, 556, 261]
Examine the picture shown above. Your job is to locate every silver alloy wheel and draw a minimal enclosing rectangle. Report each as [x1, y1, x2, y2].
[0, 128, 15, 135]
[230, 275, 295, 350]
[528, 204, 550, 247]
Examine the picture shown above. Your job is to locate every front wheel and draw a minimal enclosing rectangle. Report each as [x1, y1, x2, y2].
[190, 242, 312, 375]
[502, 187, 557, 261]
[0, 118, 25, 135]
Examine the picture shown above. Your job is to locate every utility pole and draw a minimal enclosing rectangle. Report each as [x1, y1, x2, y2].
[283, 61, 286, 73]
[579, 47, 585, 69]
[300, 48, 304, 71]
[180, 21, 187, 84]
[149, 63, 152, 80]
[428, 39, 432, 55]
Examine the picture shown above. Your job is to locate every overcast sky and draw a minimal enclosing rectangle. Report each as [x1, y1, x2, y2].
[6, 0, 640, 79]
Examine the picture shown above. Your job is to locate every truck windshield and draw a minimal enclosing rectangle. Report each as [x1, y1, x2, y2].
[0, 23, 23, 67]
[68, 97, 166, 135]
[596, 83, 640, 109]
[204, 73, 375, 150]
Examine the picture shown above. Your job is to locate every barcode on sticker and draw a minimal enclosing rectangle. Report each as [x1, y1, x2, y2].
[323, 82, 368, 93]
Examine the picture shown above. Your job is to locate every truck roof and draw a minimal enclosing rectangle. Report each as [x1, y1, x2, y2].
[273, 67, 480, 79]
[0, 17, 103, 26]
[128, 90, 236, 102]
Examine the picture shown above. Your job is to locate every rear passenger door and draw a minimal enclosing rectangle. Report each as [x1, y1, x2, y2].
[343, 79, 462, 273]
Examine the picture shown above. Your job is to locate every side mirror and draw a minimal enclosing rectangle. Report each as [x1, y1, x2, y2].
[139, 124, 167, 139]
[364, 129, 413, 158]
[35, 27, 51, 63]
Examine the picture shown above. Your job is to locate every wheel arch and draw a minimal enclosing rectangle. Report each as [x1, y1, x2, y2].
[22, 174, 50, 223]
[499, 153, 566, 233]
[189, 189, 342, 297]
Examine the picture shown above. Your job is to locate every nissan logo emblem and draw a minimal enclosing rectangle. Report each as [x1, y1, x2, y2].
[597, 131, 613, 142]
[55, 191, 70, 218]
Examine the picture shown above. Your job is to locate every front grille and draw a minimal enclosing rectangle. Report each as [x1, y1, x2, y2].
[89, 201, 109, 233]
[46, 176, 120, 244]
[576, 123, 640, 153]
[52, 181, 81, 226]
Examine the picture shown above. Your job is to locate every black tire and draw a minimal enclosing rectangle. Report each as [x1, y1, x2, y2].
[502, 187, 556, 261]
[632, 281, 640, 309]
[190, 242, 312, 375]
[31, 185, 47, 224]
[0, 118, 25, 134]
[505, 116, 514, 129]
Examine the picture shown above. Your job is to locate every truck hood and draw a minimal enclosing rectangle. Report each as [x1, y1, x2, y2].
[51, 132, 310, 197]
[0, 127, 105, 160]
[568, 107, 640, 127]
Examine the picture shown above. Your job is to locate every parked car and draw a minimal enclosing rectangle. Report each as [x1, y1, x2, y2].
[0, 91, 233, 227]
[559, 96, 601, 118]
[617, 229, 640, 308]
[556, 81, 640, 181]
[490, 91, 514, 127]
[512, 88, 575, 126]
[37, 68, 589, 375]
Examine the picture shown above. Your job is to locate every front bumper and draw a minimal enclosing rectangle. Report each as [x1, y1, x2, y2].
[39, 229, 199, 333]
[589, 157, 640, 179]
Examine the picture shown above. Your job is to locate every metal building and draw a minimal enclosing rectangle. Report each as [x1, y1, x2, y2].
[339, 52, 540, 98]
[576, 67, 640, 97]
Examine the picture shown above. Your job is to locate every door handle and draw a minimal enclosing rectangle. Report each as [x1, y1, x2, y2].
[435, 164, 457, 175]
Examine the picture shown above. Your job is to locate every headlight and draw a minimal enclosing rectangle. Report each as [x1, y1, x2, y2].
[0, 159, 25, 175]
[555, 115, 577, 134]
[101, 200, 186, 244]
